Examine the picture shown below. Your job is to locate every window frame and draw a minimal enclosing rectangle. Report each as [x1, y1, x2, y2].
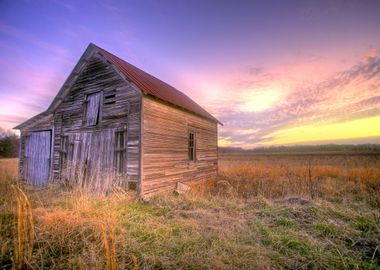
[59, 135, 69, 172]
[188, 131, 196, 162]
[115, 129, 127, 175]
[82, 91, 103, 126]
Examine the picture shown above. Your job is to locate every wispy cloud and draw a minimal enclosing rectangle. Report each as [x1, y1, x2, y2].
[216, 55, 380, 147]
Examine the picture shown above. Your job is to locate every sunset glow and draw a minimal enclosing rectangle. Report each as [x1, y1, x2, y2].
[0, 1, 379, 148]
[262, 115, 380, 145]
[239, 87, 283, 112]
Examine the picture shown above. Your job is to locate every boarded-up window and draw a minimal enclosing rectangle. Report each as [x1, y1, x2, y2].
[115, 130, 126, 174]
[84, 92, 101, 126]
[188, 132, 196, 161]
[104, 91, 116, 104]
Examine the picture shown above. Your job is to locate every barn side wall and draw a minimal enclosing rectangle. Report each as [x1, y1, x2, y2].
[141, 96, 218, 196]
[52, 55, 142, 187]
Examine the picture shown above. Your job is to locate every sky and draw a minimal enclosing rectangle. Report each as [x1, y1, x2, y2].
[0, 0, 379, 148]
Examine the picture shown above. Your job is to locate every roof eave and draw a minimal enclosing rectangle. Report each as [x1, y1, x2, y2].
[13, 111, 51, 130]
[143, 93, 222, 125]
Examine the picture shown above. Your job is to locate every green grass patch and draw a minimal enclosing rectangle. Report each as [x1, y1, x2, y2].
[314, 223, 342, 237]
[352, 216, 378, 233]
[279, 234, 312, 256]
[127, 203, 169, 217]
[276, 217, 294, 227]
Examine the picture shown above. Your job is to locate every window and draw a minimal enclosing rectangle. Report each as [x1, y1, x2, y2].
[60, 135, 69, 170]
[83, 92, 101, 126]
[115, 130, 126, 174]
[188, 132, 196, 161]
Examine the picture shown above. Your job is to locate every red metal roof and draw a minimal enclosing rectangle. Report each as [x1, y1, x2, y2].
[96, 45, 221, 124]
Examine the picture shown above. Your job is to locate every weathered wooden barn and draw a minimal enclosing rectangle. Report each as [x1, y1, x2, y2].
[15, 43, 221, 196]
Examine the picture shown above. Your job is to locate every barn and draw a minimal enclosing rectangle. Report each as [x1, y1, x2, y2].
[14, 43, 221, 197]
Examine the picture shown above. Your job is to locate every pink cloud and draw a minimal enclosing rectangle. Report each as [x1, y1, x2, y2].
[366, 48, 377, 60]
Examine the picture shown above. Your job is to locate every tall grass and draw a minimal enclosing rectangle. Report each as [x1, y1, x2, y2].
[12, 185, 34, 269]
[1, 155, 379, 269]
[0, 159, 138, 269]
[218, 156, 380, 206]
[101, 224, 117, 270]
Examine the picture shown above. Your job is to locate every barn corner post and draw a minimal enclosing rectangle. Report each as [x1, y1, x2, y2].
[216, 123, 220, 183]
[138, 94, 144, 197]
[17, 131, 24, 182]
[49, 126, 55, 184]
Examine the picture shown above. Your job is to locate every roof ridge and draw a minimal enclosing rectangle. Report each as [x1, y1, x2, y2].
[93, 44, 177, 90]
[93, 43, 221, 124]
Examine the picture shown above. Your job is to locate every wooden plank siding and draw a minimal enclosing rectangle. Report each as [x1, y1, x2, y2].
[51, 54, 142, 190]
[141, 96, 218, 196]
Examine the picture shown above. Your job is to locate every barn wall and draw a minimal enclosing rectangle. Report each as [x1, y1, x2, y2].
[52, 54, 141, 188]
[141, 96, 218, 196]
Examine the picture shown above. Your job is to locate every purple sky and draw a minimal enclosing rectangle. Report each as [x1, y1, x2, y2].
[0, 0, 380, 147]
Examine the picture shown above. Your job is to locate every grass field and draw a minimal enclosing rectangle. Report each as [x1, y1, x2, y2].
[1, 155, 380, 269]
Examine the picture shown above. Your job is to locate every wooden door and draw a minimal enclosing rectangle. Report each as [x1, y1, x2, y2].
[24, 130, 52, 186]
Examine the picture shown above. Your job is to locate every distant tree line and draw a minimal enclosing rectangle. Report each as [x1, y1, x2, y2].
[0, 129, 19, 158]
[219, 144, 380, 154]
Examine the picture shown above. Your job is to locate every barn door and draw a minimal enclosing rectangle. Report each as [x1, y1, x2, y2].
[60, 129, 119, 190]
[24, 130, 52, 186]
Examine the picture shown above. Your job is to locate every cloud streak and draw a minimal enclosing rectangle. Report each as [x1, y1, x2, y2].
[216, 55, 380, 147]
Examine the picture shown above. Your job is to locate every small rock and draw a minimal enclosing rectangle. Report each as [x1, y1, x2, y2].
[176, 182, 191, 194]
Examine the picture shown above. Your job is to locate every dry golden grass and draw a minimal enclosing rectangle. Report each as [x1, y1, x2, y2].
[12, 185, 34, 269]
[0, 155, 379, 269]
[101, 224, 117, 270]
[218, 154, 380, 206]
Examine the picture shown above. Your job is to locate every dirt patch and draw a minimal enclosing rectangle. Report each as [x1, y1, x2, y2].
[282, 197, 310, 206]
[352, 237, 380, 262]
